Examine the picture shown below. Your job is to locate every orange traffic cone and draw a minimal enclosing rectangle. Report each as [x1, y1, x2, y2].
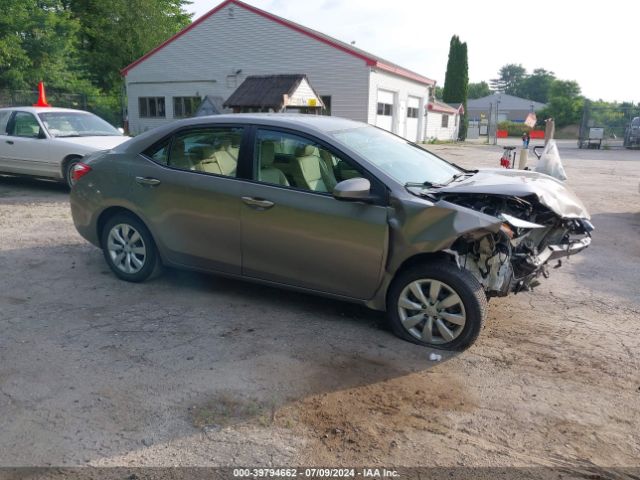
[33, 81, 51, 107]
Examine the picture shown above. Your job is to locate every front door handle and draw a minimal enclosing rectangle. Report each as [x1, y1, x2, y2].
[241, 196, 275, 209]
[135, 176, 161, 186]
[5, 140, 13, 145]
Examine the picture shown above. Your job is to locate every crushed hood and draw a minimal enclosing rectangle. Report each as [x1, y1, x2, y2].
[432, 169, 590, 219]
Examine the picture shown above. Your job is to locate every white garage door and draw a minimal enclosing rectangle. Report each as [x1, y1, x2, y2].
[406, 96, 420, 142]
[375, 89, 395, 132]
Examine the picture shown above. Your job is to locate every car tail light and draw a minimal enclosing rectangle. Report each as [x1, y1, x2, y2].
[72, 162, 92, 182]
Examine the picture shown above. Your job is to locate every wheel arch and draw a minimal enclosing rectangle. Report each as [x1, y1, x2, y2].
[60, 154, 84, 178]
[367, 250, 460, 311]
[386, 251, 458, 300]
[96, 206, 147, 248]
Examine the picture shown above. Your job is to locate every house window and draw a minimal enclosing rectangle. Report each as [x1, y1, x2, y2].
[377, 102, 392, 116]
[139, 97, 165, 118]
[320, 95, 332, 116]
[173, 96, 201, 118]
[407, 107, 419, 119]
[441, 114, 449, 128]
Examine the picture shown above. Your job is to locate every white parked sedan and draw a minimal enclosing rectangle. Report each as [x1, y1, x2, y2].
[0, 106, 129, 187]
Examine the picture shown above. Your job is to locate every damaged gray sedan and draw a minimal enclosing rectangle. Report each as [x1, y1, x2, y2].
[70, 114, 592, 351]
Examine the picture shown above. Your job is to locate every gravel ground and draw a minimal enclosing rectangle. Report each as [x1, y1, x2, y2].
[0, 140, 638, 470]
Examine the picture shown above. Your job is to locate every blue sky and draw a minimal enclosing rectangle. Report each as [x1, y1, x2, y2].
[186, 0, 637, 102]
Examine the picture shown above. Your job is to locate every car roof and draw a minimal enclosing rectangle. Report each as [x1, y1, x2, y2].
[116, 113, 368, 154]
[178, 113, 363, 132]
[0, 106, 93, 114]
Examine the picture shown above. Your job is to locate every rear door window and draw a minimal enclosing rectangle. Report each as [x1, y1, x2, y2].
[145, 139, 170, 165]
[144, 126, 244, 177]
[0, 110, 13, 135]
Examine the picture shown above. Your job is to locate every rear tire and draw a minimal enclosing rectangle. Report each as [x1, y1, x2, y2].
[101, 213, 160, 282]
[387, 261, 487, 351]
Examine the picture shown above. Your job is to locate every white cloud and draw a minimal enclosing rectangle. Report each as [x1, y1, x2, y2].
[186, 0, 638, 102]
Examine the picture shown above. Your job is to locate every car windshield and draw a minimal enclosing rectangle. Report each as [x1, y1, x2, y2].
[330, 125, 461, 186]
[38, 111, 120, 138]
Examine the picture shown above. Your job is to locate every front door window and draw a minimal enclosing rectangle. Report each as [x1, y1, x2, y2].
[10, 112, 41, 138]
[253, 129, 363, 193]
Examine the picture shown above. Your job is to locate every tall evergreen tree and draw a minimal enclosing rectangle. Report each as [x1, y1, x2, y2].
[442, 36, 460, 104]
[442, 35, 469, 140]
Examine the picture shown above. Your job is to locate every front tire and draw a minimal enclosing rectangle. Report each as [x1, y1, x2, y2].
[101, 213, 159, 282]
[387, 261, 487, 351]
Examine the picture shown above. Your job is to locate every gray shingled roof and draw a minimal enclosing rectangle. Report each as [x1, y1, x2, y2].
[194, 95, 226, 116]
[467, 93, 546, 111]
[224, 74, 311, 109]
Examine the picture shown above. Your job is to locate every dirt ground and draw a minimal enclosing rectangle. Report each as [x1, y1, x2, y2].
[0, 140, 638, 470]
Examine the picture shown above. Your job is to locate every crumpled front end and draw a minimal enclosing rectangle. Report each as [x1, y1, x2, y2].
[438, 193, 593, 296]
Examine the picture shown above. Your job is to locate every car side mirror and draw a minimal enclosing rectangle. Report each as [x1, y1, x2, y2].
[333, 177, 372, 201]
[117, 127, 125, 135]
[38, 128, 47, 139]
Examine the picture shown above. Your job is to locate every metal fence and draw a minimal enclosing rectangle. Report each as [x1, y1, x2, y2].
[578, 100, 640, 149]
[0, 89, 124, 128]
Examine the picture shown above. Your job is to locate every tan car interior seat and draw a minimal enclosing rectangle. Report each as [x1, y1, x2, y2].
[194, 141, 237, 177]
[259, 141, 289, 186]
[226, 138, 240, 160]
[293, 145, 337, 192]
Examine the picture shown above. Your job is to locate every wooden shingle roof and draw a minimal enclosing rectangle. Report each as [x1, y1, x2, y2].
[224, 74, 315, 109]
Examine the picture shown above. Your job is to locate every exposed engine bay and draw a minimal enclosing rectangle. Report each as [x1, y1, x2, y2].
[441, 193, 593, 297]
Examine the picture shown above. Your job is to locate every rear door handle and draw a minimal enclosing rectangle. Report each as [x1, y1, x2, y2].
[5, 140, 13, 145]
[135, 176, 161, 186]
[241, 196, 275, 209]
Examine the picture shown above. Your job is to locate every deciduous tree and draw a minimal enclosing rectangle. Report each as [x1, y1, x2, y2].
[490, 64, 526, 94]
[539, 80, 584, 127]
[467, 81, 490, 99]
[514, 68, 555, 103]
[69, 0, 193, 93]
[0, 0, 86, 90]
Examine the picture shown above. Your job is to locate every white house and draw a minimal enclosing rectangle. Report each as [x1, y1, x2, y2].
[425, 99, 463, 141]
[121, 0, 435, 141]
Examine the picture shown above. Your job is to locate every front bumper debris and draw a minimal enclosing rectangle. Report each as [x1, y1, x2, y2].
[527, 236, 592, 268]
